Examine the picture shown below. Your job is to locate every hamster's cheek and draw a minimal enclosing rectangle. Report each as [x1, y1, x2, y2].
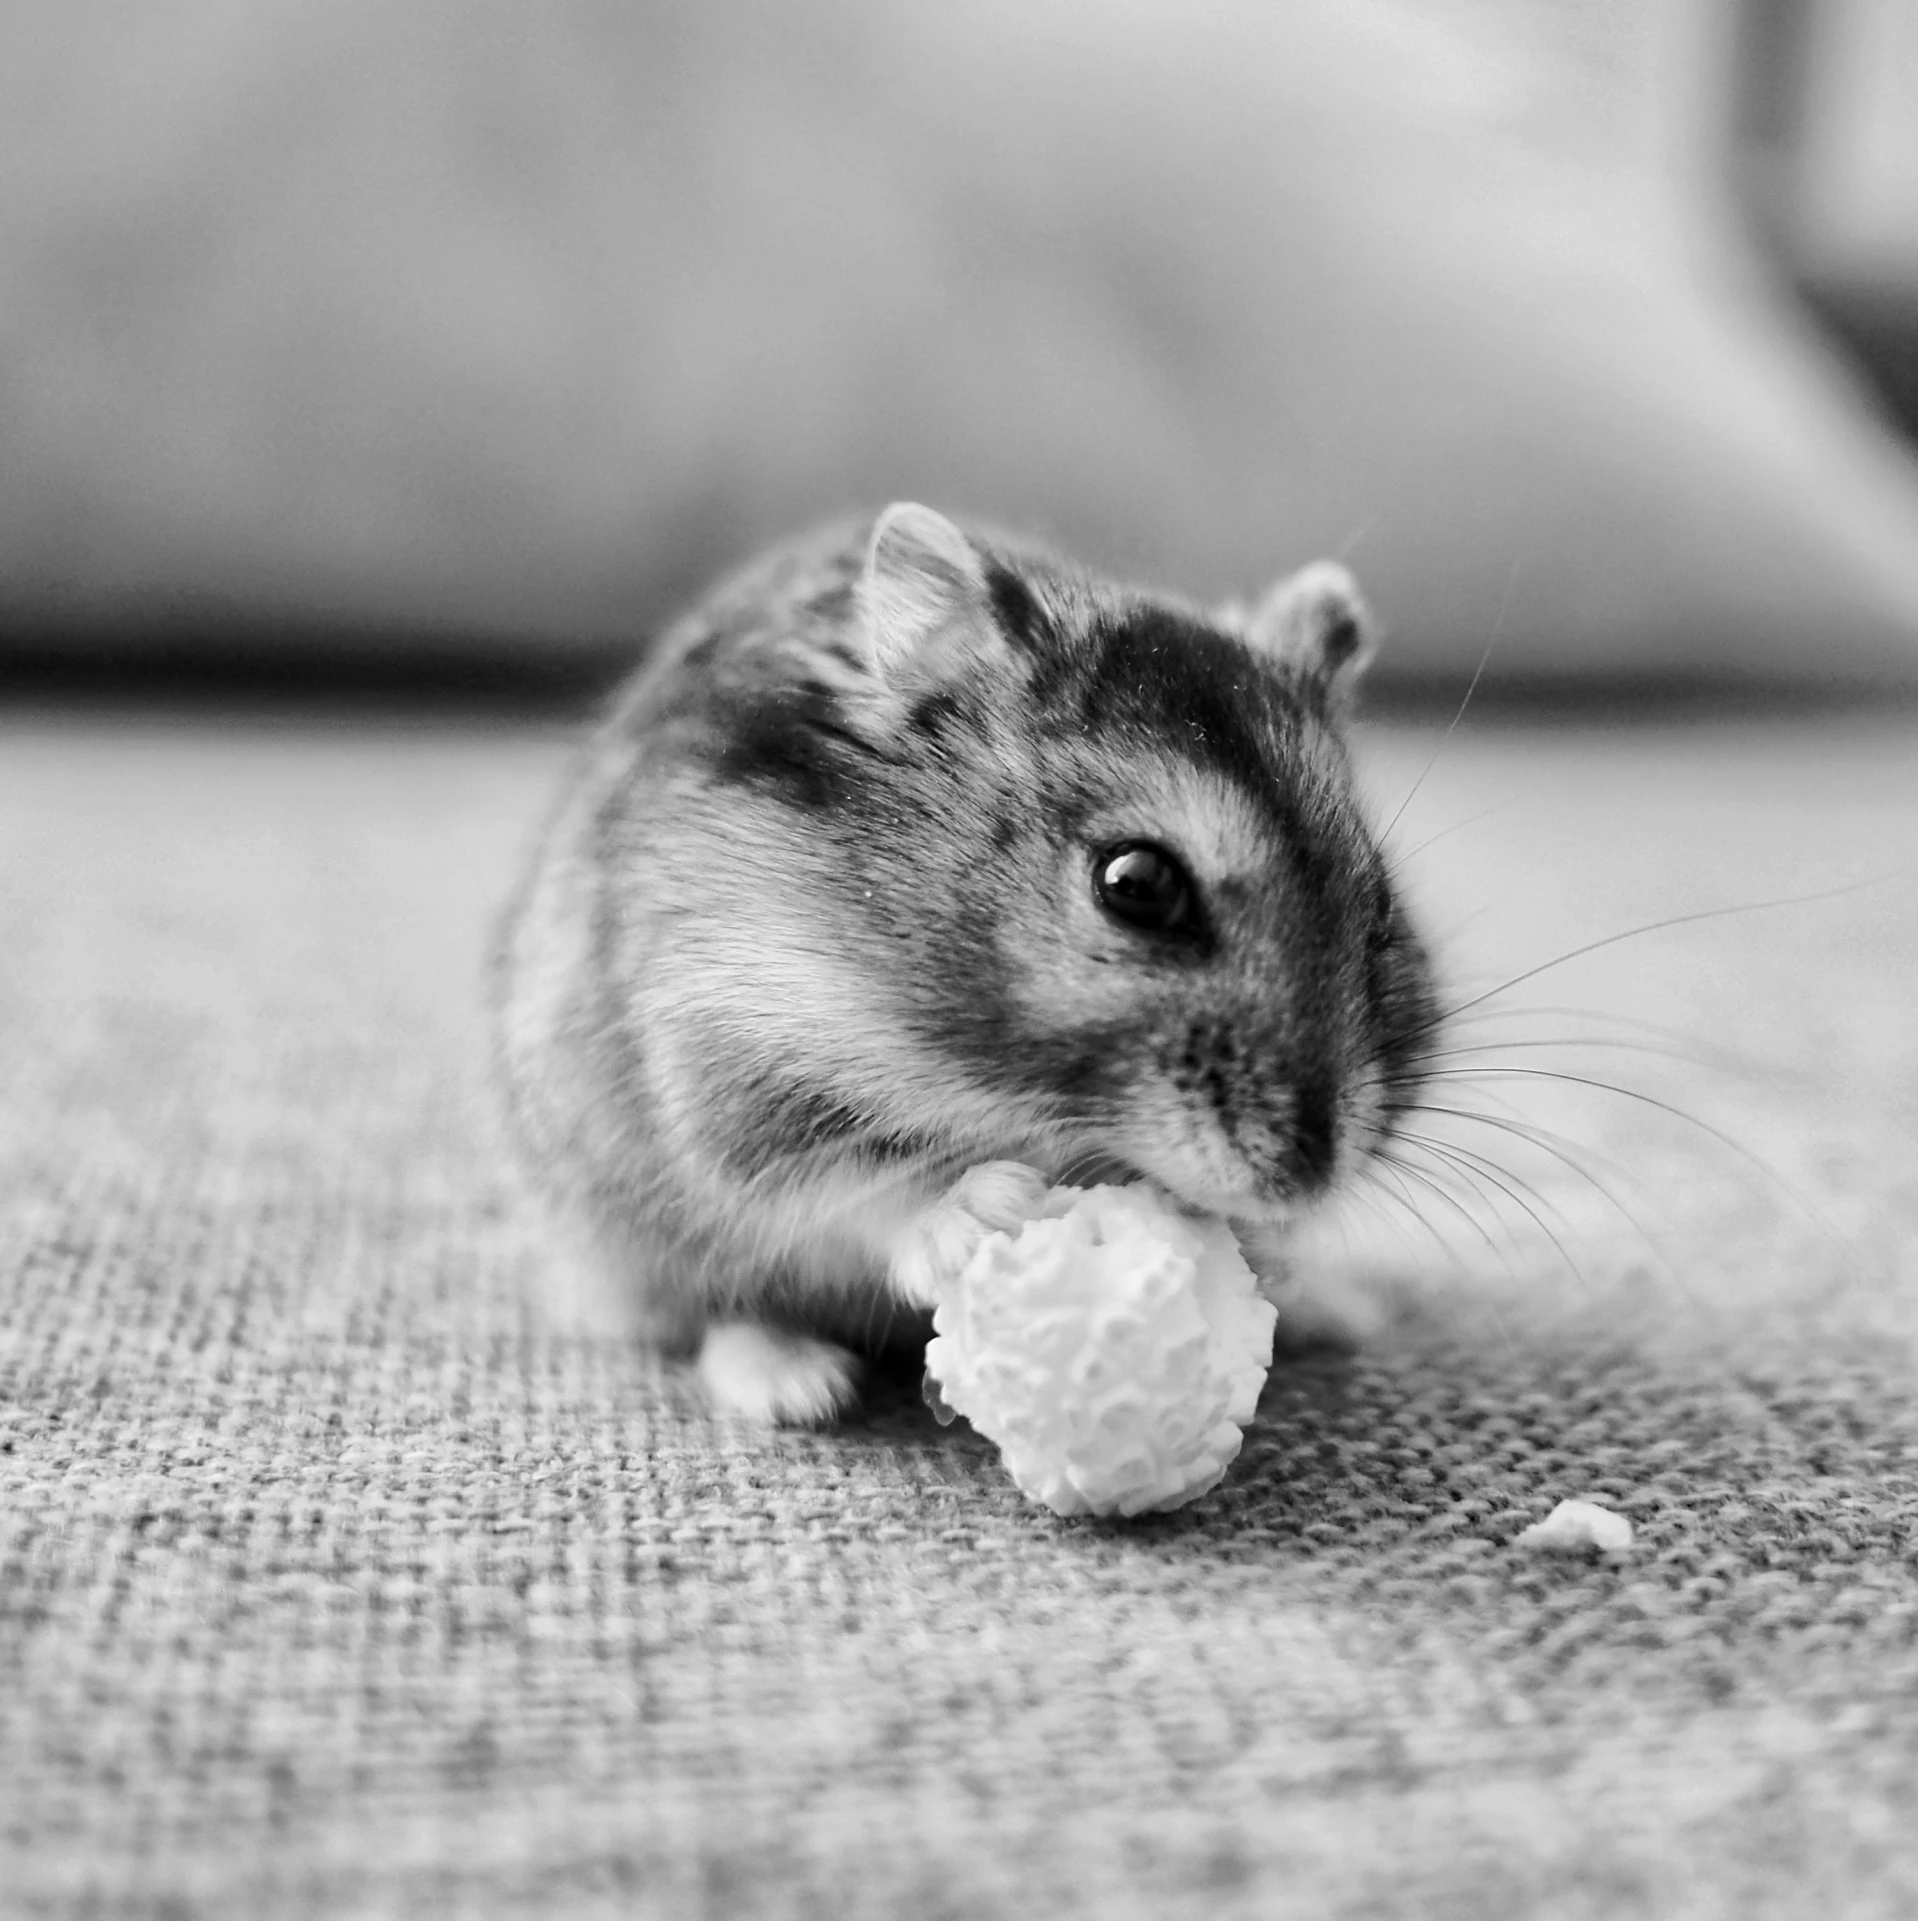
[993, 848, 1165, 1037]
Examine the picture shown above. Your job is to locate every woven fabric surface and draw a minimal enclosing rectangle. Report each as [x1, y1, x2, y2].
[1, 714, 1915, 1921]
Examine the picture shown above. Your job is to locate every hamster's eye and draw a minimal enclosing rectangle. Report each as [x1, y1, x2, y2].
[1093, 841, 1196, 935]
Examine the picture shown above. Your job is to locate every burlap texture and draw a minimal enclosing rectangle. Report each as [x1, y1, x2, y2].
[2, 716, 1914, 1919]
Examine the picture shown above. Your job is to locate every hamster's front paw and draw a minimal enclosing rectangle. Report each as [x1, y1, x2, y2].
[697, 1322, 862, 1425]
[889, 1161, 1052, 1308]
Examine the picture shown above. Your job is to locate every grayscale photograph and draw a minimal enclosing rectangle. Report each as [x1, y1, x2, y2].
[3, 4, 1916, 1917]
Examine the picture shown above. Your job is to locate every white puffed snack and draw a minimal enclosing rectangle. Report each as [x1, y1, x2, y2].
[921, 1179, 1279, 1518]
[1515, 1498, 1634, 1555]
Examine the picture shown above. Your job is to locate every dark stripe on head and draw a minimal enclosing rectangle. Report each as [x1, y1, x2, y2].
[1053, 605, 1367, 929]
[906, 687, 972, 744]
[1078, 607, 1285, 797]
[706, 684, 867, 810]
[984, 561, 1047, 652]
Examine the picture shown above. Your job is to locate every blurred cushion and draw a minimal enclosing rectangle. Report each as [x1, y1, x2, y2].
[4, 0, 1918, 687]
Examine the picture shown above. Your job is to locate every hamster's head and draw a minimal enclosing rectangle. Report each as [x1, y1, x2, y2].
[705, 503, 1439, 1229]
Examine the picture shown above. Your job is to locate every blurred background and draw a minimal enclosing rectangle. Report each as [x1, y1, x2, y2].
[2, 0, 1917, 703]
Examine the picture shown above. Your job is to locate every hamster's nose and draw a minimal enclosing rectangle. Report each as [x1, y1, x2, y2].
[1290, 1077, 1338, 1189]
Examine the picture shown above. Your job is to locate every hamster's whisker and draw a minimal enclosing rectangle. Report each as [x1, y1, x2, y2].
[1027, 1119, 1142, 1191]
[1412, 876, 1888, 1043]
[1377, 565, 1512, 847]
[1418, 1064, 1842, 1241]
[1054, 1154, 1103, 1188]
[1400, 1097, 1673, 1278]
[1385, 796, 1520, 871]
[857, 1286, 884, 1354]
[1427, 1006, 1801, 1086]
[1441, 1002, 1716, 1043]
[1392, 1130, 1587, 1287]
[1409, 1033, 1723, 1075]
[1371, 1147, 1513, 1272]
[1395, 1127, 1572, 1233]
[859, 1282, 907, 1359]
[1399, 1144, 1591, 1313]
[1346, 1168, 1529, 1362]
[1355, 1180, 1456, 1272]
[1334, 513, 1380, 560]
[1354, 1155, 1474, 1270]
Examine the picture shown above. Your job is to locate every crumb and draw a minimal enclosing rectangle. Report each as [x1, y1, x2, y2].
[1514, 1498, 1633, 1555]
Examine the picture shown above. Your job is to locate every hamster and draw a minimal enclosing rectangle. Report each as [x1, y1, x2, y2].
[491, 503, 1438, 1423]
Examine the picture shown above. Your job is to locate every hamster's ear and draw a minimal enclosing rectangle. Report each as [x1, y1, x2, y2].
[856, 503, 1001, 695]
[1243, 561, 1376, 703]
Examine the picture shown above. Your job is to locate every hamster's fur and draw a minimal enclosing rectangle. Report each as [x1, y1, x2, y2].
[492, 504, 1437, 1422]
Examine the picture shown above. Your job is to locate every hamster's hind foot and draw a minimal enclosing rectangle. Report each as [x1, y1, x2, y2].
[697, 1322, 863, 1425]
